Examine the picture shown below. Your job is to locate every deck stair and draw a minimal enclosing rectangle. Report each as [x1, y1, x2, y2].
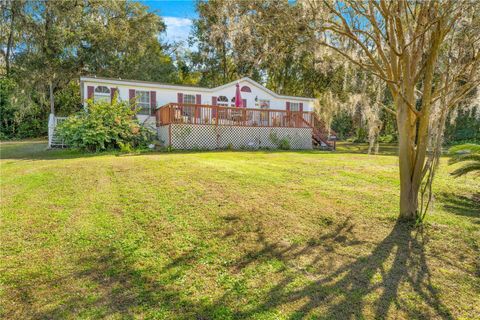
[48, 115, 68, 148]
[302, 113, 337, 150]
[50, 127, 67, 148]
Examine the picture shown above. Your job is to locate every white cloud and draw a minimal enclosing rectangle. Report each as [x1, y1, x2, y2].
[162, 17, 193, 44]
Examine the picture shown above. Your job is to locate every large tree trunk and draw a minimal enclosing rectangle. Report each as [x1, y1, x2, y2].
[396, 94, 420, 221]
[398, 154, 419, 220]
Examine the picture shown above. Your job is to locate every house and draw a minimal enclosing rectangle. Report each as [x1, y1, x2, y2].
[56, 76, 334, 150]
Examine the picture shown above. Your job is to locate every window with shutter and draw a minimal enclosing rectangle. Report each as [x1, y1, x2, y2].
[135, 90, 150, 115]
[182, 94, 196, 117]
[289, 102, 300, 112]
[94, 86, 111, 103]
[183, 94, 196, 104]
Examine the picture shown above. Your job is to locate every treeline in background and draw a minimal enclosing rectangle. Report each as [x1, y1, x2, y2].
[1, 0, 478, 143]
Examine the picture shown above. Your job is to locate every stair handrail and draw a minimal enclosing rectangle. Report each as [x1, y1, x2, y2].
[300, 116, 332, 147]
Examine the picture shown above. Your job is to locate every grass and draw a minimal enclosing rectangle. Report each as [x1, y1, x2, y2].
[0, 140, 479, 319]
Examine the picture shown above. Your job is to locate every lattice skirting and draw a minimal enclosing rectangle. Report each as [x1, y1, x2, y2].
[157, 125, 170, 147]
[158, 124, 312, 150]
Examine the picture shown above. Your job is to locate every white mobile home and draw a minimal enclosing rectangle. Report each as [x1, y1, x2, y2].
[70, 76, 334, 149]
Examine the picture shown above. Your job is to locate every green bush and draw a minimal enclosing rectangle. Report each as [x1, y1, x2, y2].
[0, 77, 48, 139]
[269, 132, 291, 150]
[57, 99, 154, 152]
[278, 138, 291, 150]
[379, 134, 396, 143]
[353, 127, 368, 143]
[444, 107, 480, 144]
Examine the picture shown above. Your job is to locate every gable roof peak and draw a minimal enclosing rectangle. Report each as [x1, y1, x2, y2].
[212, 77, 315, 101]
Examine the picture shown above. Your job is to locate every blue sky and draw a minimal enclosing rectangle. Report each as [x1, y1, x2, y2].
[138, 1, 197, 44]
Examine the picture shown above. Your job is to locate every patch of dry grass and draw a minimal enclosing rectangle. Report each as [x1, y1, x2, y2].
[0, 141, 479, 319]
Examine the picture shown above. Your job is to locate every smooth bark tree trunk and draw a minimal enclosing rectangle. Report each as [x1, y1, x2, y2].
[49, 81, 55, 115]
[396, 95, 420, 221]
[5, 7, 15, 76]
[398, 162, 419, 220]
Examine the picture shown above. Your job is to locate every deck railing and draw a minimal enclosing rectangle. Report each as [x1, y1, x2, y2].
[156, 103, 313, 128]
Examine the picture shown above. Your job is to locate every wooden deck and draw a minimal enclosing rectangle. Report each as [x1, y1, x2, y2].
[155, 103, 336, 148]
[156, 103, 313, 128]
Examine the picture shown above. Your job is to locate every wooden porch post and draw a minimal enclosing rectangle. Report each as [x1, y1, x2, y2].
[194, 105, 197, 124]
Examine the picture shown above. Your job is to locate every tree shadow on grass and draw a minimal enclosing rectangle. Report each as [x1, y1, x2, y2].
[438, 192, 480, 223]
[5, 219, 455, 319]
[7, 247, 226, 319]
[233, 220, 453, 319]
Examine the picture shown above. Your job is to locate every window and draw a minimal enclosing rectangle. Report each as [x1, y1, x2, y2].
[217, 96, 229, 106]
[136, 90, 150, 115]
[182, 94, 196, 117]
[183, 94, 196, 105]
[94, 86, 110, 103]
[241, 86, 251, 93]
[289, 102, 300, 112]
[259, 100, 270, 109]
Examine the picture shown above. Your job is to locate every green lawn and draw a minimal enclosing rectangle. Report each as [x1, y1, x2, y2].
[1, 140, 478, 319]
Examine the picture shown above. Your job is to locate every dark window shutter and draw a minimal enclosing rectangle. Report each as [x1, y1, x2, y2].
[196, 94, 201, 105]
[212, 96, 217, 117]
[299, 102, 303, 112]
[286, 101, 290, 111]
[87, 86, 94, 99]
[177, 93, 183, 104]
[150, 91, 156, 115]
[242, 99, 247, 108]
[110, 88, 117, 103]
[129, 89, 135, 103]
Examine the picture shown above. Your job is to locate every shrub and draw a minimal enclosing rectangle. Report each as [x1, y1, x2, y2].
[118, 142, 133, 153]
[269, 132, 291, 150]
[57, 99, 154, 152]
[379, 134, 396, 143]
[0, 77, 48, 139]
